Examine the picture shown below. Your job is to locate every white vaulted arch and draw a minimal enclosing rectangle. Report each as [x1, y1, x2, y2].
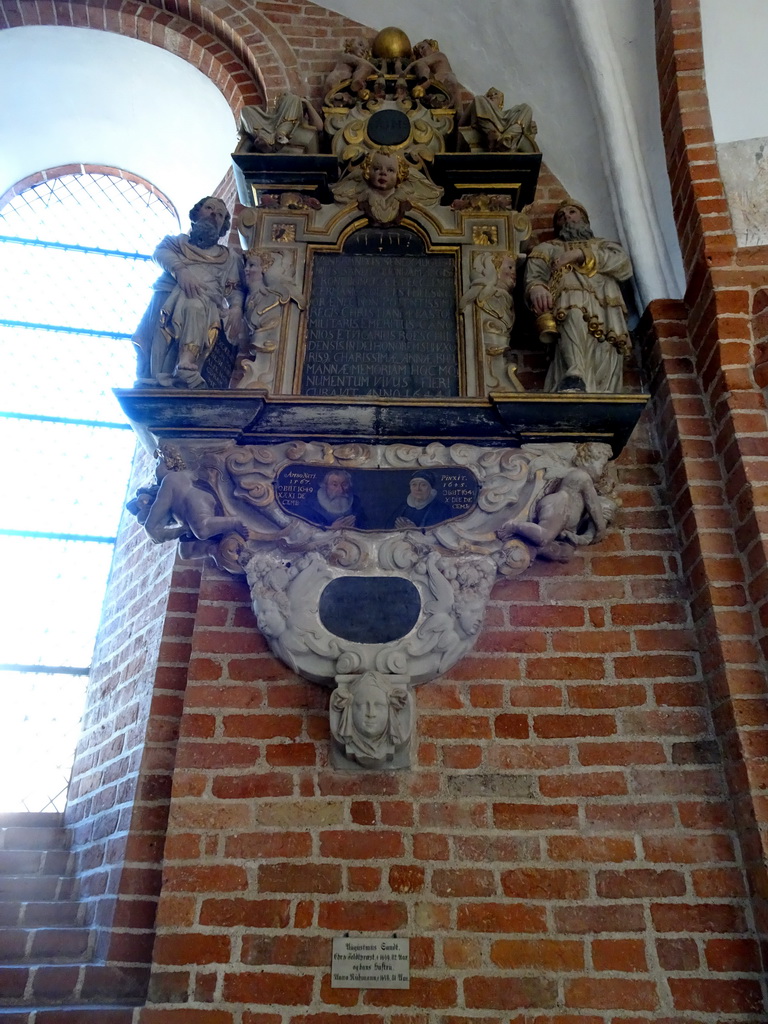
[316, 0, 686, 303]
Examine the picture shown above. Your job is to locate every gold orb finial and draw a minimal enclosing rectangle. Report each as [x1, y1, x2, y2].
[372, 26, 412, 59]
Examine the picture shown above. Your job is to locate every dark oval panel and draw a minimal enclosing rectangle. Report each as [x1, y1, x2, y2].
[367, 108, 411, 146]
[319, 576, 421, 644]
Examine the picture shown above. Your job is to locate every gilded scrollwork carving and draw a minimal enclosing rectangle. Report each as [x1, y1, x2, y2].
[258, 193, 322, 212]
[451, 194, 514, 212]
[324, 100, 453, 164]
[321, 30, 455, 166]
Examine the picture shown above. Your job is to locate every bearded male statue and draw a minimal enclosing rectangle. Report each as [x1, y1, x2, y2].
[525, 199, 633, 394]
[133, 196, 245, 389]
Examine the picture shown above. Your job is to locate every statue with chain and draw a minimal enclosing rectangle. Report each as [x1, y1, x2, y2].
[525, 199, 633, 393]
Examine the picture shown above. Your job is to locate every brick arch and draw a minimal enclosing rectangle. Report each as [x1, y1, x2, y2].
[0, 0, 307, 115]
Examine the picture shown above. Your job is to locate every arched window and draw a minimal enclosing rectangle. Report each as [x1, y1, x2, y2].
[0, 167, 179, 812]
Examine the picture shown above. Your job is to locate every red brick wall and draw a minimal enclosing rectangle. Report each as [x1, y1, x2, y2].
[137, 449, 766, 1020]
[65, 446, 201, 965]
[654, 0, 768, 944]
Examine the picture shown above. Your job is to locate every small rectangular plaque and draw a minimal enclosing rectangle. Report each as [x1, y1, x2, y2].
[331, 936, 410, 989]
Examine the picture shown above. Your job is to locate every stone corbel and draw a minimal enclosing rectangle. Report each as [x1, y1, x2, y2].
[329, 672, 413, 770]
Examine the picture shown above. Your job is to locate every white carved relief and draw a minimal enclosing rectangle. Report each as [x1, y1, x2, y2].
[126, 439, 618, 768]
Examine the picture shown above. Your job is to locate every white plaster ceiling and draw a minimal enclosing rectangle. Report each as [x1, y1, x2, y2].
[10, 2, 757, 300]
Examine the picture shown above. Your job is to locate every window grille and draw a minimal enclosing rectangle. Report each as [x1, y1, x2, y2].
[0, 171, 179, 811]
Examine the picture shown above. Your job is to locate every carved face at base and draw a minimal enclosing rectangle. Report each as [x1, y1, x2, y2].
[351, 680, 389, 740]
[245, 250, 276, 291]
[329, 674, 412, 770]
[367, 153, 399, 193]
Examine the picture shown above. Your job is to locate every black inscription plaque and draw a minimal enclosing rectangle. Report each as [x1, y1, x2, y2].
[319, 576, 421, 643]
[367, 109, 411, 147]
[302, 241, 459, 398]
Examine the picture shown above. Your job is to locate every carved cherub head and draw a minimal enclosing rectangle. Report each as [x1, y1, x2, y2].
[256, 600, 287, 639]
[414, 38, 439, 57]
[345, 38, 370, 57]
[245, 248, 277, 271]
[245, 248, 277, 288]
[491, 251, 517, 290]
[457, 593, 486, 636]
[361, 148, 409, 193]
[351, 677, 390, 740]
[573, 441, 613, 482]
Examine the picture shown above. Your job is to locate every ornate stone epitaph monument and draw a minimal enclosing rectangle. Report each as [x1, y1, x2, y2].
[117, 25, 648, 769]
